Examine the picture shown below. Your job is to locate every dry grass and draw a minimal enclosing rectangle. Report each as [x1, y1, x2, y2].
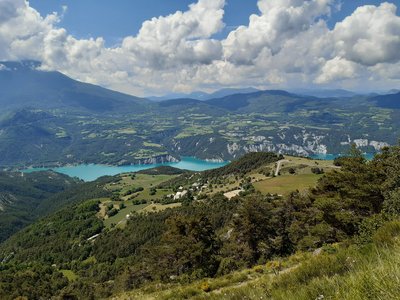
[114, 237, 400, 300]
[253, 174, 323, 195]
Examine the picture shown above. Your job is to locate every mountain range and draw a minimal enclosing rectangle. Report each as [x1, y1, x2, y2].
[150, 88, 366, 101]
[150, 87, 399, 102]
[0, 61, 399, 168]
[148, 87, 260, 101]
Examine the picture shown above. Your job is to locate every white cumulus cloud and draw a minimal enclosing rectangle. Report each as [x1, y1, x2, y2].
[0, 0, 399, 95]
[332, 3, 400, 66]
[121, 0, 225, 69]
[223, 0, 333, 64]
[315, 57, 361, 83]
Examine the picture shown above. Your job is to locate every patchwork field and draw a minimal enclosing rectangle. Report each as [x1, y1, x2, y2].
[254, 174, 323, 195]
[100, 173, 180, 228]
[253, 156, 335, 195]
[106, 173, 177, 197]
[97, 155, 337, 228]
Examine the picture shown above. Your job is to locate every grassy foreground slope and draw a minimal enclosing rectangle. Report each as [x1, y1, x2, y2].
[116, 221, 400, 300]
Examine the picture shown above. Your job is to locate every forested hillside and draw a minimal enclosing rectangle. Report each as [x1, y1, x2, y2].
[1, 146, 400, 299]
[0, 171, 81, 242]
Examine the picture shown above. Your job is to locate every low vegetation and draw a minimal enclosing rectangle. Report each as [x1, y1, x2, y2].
[118, 225, 400, 300]
[253, 173, 323, 195]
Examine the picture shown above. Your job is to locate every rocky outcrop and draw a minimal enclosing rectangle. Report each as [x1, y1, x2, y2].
[132, 154, 179, 165]
[369, 140, 389, 151]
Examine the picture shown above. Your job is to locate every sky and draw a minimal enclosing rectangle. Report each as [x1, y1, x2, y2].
[1, 0, 400, 96]
[28, 0, 260, 45]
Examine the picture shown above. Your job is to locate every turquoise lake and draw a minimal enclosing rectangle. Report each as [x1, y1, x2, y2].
[22, 157, 228, 182]
[310, 153, 375, 160]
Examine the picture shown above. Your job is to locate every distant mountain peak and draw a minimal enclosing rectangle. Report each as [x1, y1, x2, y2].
[148, 87, 260, 101]
[0, 60, 150, 114]
[388, 89, 400, 94]
[289, 88, 358, 98]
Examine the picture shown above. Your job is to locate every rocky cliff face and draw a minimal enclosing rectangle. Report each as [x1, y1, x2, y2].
[0, 193, 17, 212]
[132, 154, 179, 165]
[169, 128, 390, 161]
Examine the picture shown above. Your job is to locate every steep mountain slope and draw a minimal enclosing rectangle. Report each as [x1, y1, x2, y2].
[0, 61, 151, 114]
[0, 110, 72, 166]
[0, 170, 81, 242]
[116, 228, 400, 300]
[370, 91, 400, 109]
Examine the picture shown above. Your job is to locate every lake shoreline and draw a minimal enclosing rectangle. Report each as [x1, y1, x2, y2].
[21, 157, 229, 182]
[12, 156, 227, 172]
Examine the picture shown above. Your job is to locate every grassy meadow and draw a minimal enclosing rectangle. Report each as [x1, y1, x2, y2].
[254, 173, 323, 195]
[101, 173, 178, 228]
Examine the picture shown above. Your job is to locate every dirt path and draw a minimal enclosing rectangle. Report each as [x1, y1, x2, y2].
[275, 159, 290, 176]
[211, 264, 300, 296]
